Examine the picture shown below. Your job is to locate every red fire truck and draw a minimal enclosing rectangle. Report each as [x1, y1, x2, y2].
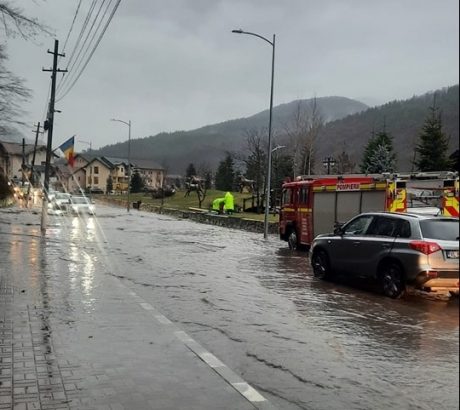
[279, 172, 459, 250]
[279, 174, 407, 250]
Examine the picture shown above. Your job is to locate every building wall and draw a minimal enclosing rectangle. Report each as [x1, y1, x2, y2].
[87, 160, 111, 193]
[4, 150, 47, 179]
[138, 168, 165, 189]
[111, 165, 128, 191]
[69, 169, 87, 193]
[74, 156, 89, 169]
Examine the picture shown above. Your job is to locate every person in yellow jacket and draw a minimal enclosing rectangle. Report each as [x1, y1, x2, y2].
[224, 191, 234, 214]
[212, 197, 225, 214]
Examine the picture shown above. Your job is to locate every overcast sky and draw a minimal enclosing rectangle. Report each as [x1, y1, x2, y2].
[6, 0, 460, 150]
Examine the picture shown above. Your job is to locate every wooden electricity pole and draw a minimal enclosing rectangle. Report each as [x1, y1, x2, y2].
[40, 39, 66, 234]
[26, 122, 44, 208]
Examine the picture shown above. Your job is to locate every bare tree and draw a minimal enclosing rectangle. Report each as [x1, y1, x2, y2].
[284, 97, 324, 176]
[240, 128, 267, 211]
[0, 45, 30, 133]
[0, 2, 50, 39]
[0, 2, 50, 133]
[333, 149, 356, 174]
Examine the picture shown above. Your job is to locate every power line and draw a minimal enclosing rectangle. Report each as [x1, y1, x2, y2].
[57, 0, 113, 99]
[56, 0, 121, 102]
[56, 0, 98, 94]
[62, 0, 83, 53]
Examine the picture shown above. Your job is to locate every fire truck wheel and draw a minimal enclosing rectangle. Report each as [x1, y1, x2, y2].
[311, 250, 331, 279]
[379, 263, 406, 299]
[287, 230, 298, 250]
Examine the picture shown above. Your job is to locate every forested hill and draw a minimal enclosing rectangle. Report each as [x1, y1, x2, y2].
[94, 96, 368, 173]
[94, 86, 458, 174]
[314, 85, 459, 172]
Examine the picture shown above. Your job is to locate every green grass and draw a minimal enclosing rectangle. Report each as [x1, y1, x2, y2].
[104, 189, 279, 222]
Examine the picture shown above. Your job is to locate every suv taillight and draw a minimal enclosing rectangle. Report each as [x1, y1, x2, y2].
[409, 241, 441, 255]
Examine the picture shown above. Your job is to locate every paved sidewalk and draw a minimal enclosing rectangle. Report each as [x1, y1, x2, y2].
[0, 208, 276, 410]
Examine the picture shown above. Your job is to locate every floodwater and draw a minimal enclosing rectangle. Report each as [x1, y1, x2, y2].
[2, 203, 459, 410]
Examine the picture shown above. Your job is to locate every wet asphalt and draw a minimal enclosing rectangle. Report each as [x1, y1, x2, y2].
[0, 203, 458, 410]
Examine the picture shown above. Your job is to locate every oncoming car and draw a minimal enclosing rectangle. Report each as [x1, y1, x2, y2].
[309, 212, 459, 298]
[53, 192, 72, 211]
[70, 196, 96, 215]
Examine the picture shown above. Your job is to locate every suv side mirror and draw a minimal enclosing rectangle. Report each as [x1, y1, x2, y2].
[333, 222, 344, 235]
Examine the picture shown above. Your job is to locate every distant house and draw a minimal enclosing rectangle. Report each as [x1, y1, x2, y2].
[69, 154, 92, 193]
[132, 159, 165, 189]
[0, 141, 47, 180]
[102, 157, 129, 192]
[164, 174, 185, 189]
[44, 153, 166, 194]
[85, 157, 114, 193]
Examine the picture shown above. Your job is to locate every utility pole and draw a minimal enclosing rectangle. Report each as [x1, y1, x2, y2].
[26, 122, 44, 207]
[41, 39, 66, 234]
[21, 138, 26, 187]
[323, 156, 336, 175]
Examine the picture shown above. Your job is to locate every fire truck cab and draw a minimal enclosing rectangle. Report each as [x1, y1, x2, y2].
[279, 174, 407, 250]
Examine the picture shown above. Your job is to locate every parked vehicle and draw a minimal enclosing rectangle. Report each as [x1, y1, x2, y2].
[310, 212, 459, 298]
[52, 192, 72, 211]
[70, 196, 96, 215]
[88, 187, 104, 194]
[279, 174, 407, 250]
[280, 172, 458, 250]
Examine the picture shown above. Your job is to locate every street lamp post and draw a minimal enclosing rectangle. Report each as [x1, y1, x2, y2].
[232, 29, 275, 239]
[110, 118, 131, 212]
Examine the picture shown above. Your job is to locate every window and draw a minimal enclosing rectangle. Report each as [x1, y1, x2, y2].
[367, 216, 399, 237]
[343, 215, 373, 235]
[395, 220, 411, 238]
[420, 219, 459, 241]
[282, 189, 293, 206]
[94, 177, 99, 184]
[299, 187, 309, 204]
[94, 166, 99, 174]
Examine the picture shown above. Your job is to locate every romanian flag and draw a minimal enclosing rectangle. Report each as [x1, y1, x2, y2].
[58, 136, 75, 167]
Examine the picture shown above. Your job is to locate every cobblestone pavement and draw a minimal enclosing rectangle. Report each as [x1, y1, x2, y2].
[0, 207, 276, 410]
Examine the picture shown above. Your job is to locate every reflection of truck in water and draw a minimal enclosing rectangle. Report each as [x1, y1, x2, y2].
[279, 172, 459, 250]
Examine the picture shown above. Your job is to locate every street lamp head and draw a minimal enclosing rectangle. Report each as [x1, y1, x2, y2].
[232, 29, 243, 34]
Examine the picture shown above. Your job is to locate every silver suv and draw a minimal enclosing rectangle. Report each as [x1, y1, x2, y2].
[310, 212, 459, 298]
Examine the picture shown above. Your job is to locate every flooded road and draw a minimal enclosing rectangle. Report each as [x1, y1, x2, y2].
[1, 204, 459, 410]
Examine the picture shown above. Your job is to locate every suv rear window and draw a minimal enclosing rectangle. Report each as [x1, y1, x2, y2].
[419, 219, 459, 241]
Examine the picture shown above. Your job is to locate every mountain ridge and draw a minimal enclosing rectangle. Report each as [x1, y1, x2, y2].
[95, 96, 369, 172]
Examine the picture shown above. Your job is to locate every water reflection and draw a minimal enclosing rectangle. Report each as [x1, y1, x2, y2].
[252, 245, 459, 361]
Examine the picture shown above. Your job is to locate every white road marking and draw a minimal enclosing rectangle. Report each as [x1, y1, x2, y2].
[155, 314, 172, 324]
[232, 382, 267, 402]
[199, 352, 225, 368]
[120, 286, 273, 408]
[139, 302, 155, 311]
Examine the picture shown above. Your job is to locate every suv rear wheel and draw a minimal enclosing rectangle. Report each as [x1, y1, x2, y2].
[380, 263, 406, 299]
[311, 250, 332, 279]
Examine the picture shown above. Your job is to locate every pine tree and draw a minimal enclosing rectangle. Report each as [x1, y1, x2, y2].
[106, 176, 113, 193]
[415, 101, 450, 171]
[204, 171, 212, 189]
[215, 153, 235, 191]
[360, 129, 396, 173]
[130, 171, 144, 193]
[185, 163, 197, 178]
